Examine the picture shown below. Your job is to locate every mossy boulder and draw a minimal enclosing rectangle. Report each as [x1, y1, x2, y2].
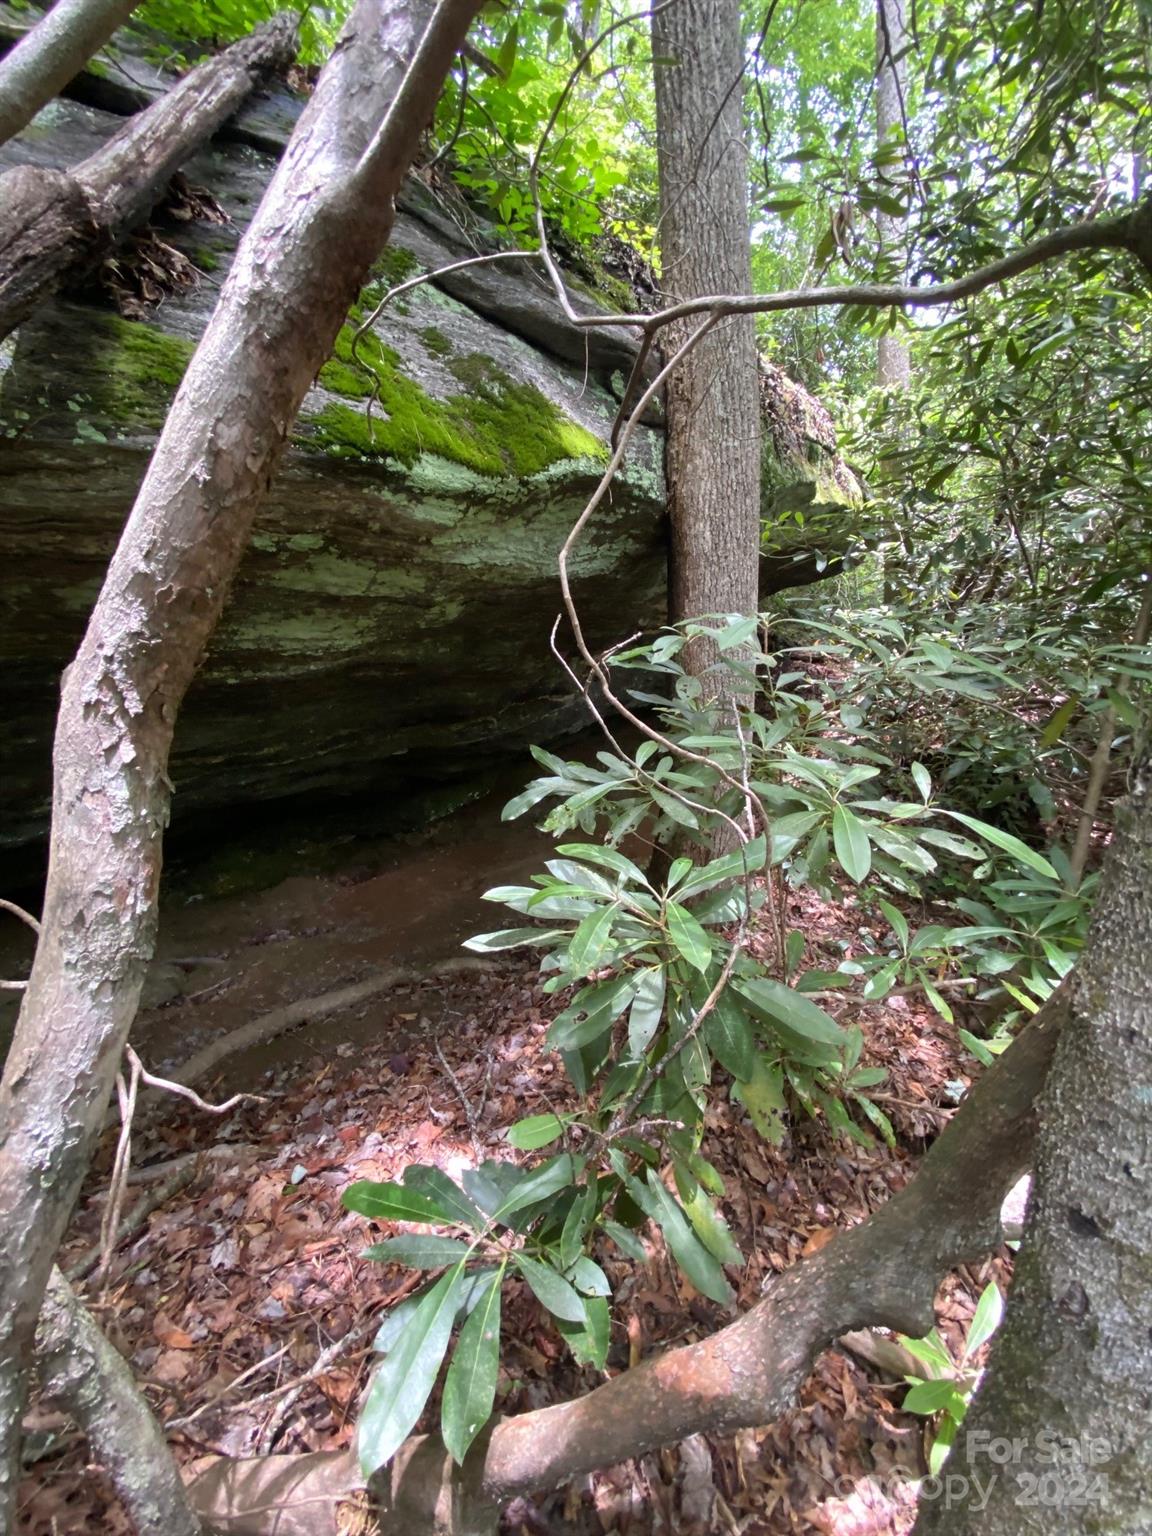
[0, 78, 860, 850]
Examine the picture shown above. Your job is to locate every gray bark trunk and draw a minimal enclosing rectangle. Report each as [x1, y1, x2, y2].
[35, 1268, 203, 1535]
[0, 0, 479, 1521]
[875, 0, 911, 388]
[916, 763, 1152, 1534]
[0, 0, 139, 147]
[651, 0, 761, 673]
[0, 14, 297, 341]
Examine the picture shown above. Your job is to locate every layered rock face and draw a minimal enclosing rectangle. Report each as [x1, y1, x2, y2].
[0, 35, 859, 849]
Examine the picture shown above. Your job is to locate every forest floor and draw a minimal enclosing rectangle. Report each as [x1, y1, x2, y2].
[16, 845, 1013, 1536]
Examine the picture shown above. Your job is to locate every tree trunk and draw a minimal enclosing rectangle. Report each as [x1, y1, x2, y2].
[916, 764, 1152, 1535]
[0, 0, 479, 1520]
[34, 1268, 203, 1536]
[1067, 577, 1152, 889]
[0, 0, 140, 148]
[875, 0, 911, 388]
[651, 0, 762, 678]
[0, 14, 297, 341]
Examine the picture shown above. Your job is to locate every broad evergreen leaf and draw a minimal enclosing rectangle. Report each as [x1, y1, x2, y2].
[702, 986, 756, 1080]
[665, 901, 713, 972]
[733, 976, 851, 1048]
[939, 811, 1059, 879]
[513, 1253, 587, 1322]
[492, 1154, 581, 1222]
[463, 927, 567, 953]
[372, 1270, 497, 1356]
[507, 1112, 573, 1150]
[567, 901, 621, 976]
[556, 842, 650, 886]
[832, 803, 872, 883]
[403, 1166, 484, 1230]
[441, 1269, 503, 1464]
[362, 1234, 473, 1267]
[675, 835, 767, 898]
[556, 1295, 610, 1369]
[343, 1180, 454, 1225]
[628, 966, 666, 1055]
[357, 1264, 465, 1477]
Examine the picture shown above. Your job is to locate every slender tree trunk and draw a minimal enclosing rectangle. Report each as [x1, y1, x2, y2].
[0, 14, 297, 341]
[917, 760, 1152, 1534]
[875, 0, 911, 388]
[0, 0, 140, 148]
[0, 0, 479, 1520]
[1067, 577, 1152, 889]
[651, 0, 762, 677]
[34, 1268, 203, 1535]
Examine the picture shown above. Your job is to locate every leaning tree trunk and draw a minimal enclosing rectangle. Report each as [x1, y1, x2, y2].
[916, 760, 1152, 1535]
[651, 0, 762, 676]
[0, 13, 297, 341]
[35, 1268, 203, 1536]
[0, 0, 480, 1519]
[0, 0, 140, 147]
[875, 0, 911, 388]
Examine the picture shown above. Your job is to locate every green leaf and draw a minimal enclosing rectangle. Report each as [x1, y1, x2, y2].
[676, 836, 767, 898]
[938, 812, 1059, 879]
[556, 1294, 610, 1369]
[362, 1235, 473, 1268]
[650, 786, 699, 828]
[357, 1264, 465, 1477]
[878, 896, 909, 950]
[613, 1160, 733, 1305]
[733, 977, 851, 1048]
[603, 1219, 648, 1261]
[569, 1255, 611, 1296]
[548, 973, 639, 1050]
[963, 1282, 1004, 1359]
[343, 1180, 454, 1225]
[403, 1166, 484, 1231]
[441, 1268, 503, 1464]
[463, 927, 566, 953]
[903, 1377, 961, 1416]
[703, 987, 756, 1080]
[911, 762, 932, 802]
[628, 966, 666, 1055]
[507, 1113, 573, 1151]
[560, 1182, 597, 1271]
[832, 804, 872, 883]
[665, 901, 713, 972]
[1039, 695, 1079, 748]
[493, 1154, 580, 1222]
[513, 1254, 587, 1322]
[373, 1270, 496, 1356]
[683, 1184, 742, 1267]
[556, 843, 650, 887]
[731, 1055, 786, 1143]
[567, 902, 621, 977]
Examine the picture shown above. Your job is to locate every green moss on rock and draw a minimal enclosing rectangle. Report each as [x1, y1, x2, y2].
[310, 326, 607, 478]
[420, 326, 454, 358]
[92, 313, 195, 429]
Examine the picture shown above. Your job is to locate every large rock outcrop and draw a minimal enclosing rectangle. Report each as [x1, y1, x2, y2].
[0, 16, 860, 849]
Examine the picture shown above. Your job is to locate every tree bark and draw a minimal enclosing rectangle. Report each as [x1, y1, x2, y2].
[0, 14, 297, 342]
[0, 0, 140, 148]
[875, 0, 911, 387]
[0, 0, 480, 1520]
[916, 765, 1152, 1534]
[651, 0, 762, 675]
[35, 1268, 203, 1536]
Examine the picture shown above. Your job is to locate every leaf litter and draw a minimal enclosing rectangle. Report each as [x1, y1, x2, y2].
[17, 872, 1012, 1536]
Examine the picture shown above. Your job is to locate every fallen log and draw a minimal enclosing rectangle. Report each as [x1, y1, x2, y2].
[0, 13, 296, 341]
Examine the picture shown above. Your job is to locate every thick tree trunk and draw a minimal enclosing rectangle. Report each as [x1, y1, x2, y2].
[0, 0, 139, 148]
[916, 766, 1152, 1534]
[35, 1268, 203, 1536]
[875, 0, 911, 388]
[651, 0, 762, 672]
[0, 0, 480, 1520]
[0, 14, 297, 341]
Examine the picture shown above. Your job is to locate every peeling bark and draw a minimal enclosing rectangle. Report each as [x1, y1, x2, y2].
[0, 0, 140, 148]
[0, 14, 297, 341]
[916, 768, 1152, 1535]
[0, 0, 480, 1520]
[35, 1268, 203, 1535]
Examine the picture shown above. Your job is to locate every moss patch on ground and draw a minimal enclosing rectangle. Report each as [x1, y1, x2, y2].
[312, 324, 607, 477]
